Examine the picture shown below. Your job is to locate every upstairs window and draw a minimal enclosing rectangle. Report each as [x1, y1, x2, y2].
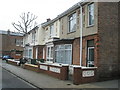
[32, 33, 35, 43]
[68, 13, 76, 33]
[50, 24, 54, 37]
[88, 3, 94, 26]
[15, 39, 23, 46]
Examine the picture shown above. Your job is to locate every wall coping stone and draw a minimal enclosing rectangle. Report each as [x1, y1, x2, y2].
[39, 62, 69, 67]
[25, 64, 38, 67]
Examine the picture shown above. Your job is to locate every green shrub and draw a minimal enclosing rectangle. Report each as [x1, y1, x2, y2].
[37, 59, 45, 63]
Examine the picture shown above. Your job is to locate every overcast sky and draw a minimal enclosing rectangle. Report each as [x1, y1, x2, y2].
[0, 0, 81, 32]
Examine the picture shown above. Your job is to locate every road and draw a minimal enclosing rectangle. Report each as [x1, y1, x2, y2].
[2, 68, 39, 89]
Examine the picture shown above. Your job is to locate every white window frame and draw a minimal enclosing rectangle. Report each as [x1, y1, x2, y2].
[46, 45, 54, 62]
[50, 24, 54, 37]
[87, 47, 94, 67]
[32, 32, 35, 43]
[36, 47, 38, 59]
[43, 48, 45, 59]
[68, 12, 77, 33]
[55, 44, 72, 64]
[88, 3, 94, 26]
[28, 48, 33, 59]
[16, 39, 20, 46]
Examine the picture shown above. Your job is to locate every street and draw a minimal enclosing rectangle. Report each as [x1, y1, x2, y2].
[2, 68, 39, 89]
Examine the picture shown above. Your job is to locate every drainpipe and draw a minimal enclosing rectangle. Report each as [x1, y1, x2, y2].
[78, 3, 83, 66]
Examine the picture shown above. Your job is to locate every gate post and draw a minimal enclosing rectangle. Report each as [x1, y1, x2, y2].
[73, 66, 81, 85]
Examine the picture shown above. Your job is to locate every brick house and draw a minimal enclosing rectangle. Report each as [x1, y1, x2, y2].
[23, 1, 119, 84]
[0, 30, 23, 59]
[47, 1, 119, 82]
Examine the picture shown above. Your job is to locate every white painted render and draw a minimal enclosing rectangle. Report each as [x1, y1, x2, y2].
[44, 20, 60, 44]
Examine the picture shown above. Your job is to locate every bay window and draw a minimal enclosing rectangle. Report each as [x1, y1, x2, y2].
[55, 44, 72, 64]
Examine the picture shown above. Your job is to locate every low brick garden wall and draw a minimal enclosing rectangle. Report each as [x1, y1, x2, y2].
[6, 60, 98, 85]
[38, 63, 69, 80]
[73, 66, 97, 85]
[24, 64, 39, 72]
[7, 59, 19, 66]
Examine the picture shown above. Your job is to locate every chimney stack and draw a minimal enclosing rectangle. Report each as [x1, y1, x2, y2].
[47, 18, 51, 22]
[7, 29, 10, 35]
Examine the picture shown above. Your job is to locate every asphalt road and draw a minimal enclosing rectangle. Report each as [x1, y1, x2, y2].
[2, 68, 40, 90]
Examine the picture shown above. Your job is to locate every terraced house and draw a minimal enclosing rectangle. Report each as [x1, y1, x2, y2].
[23, 25, 45, 59]
[23, 1, 119, 84]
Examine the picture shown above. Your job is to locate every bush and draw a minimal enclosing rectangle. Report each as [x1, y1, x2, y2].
[31, 59, 45, 65]
[37, 59, 45, 63]
[31, 59, 37, 65]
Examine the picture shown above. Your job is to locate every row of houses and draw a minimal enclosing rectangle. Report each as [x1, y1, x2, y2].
[22, 1, 119, 83]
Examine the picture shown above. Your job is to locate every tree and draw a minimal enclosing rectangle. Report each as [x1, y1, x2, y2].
[12, 12, 38, 34]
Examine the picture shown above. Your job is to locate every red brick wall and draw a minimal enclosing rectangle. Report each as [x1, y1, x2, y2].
[7, 60, 18, 66]
[1, 33, 23, 56]
[11, 51, 23, 59]
[73, 67, 97, 85]
[38, 63, 69, 80]
[72, 38, 80, 65]
[33, 46, 36, 59]
[82, 34, 99, 67]
[24, 64, 39, 72]
[72, 34, 99, 66]
[97, 2, 119, 80]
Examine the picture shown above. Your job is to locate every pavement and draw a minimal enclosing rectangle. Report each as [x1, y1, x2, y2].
[0, 60, 119, 89]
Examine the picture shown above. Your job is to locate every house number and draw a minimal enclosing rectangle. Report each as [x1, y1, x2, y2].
[82, 70, 94, 77]
[49, 67, 60, 73]
[40, 65, 48, 70]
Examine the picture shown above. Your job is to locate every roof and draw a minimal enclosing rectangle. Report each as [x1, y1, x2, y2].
[42, 1, 88, 27]
[0, 30, 23, 36]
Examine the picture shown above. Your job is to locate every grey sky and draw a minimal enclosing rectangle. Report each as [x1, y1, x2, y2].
[0, 0, 81, 31]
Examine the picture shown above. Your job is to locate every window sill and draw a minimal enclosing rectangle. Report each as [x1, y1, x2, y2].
[67, 31, 76, 34]
[87, 24, 94, 28]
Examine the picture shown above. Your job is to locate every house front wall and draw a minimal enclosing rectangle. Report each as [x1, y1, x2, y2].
[97, 2, 119, 80]
[1, 33, 23, 57]
[37, 26, 46, 45]
[82, 2, 98, 36]
[59, 2, 98, 39]
[44, 20, 60, 44]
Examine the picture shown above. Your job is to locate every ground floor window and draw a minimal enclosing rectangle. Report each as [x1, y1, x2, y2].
[36, 48, 38, 59]
[28, 49, 32, 59]
[46, 46, 53, 62]
[87, 40, 95, 67]
[55, 44, 72, 64]
[24, 47, 33, 59]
